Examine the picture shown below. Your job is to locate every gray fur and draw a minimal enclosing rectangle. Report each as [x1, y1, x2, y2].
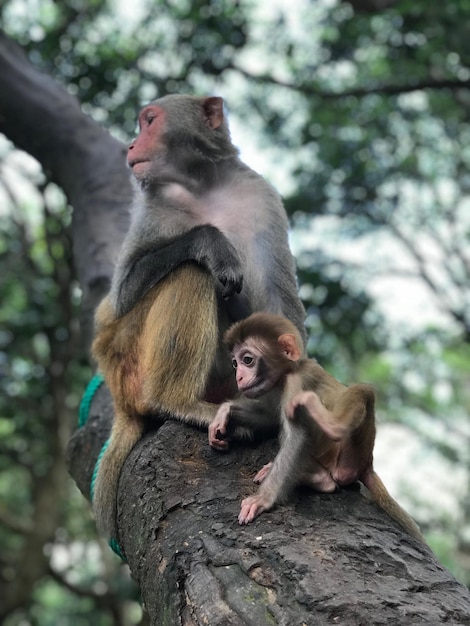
[111, 94, 306, 341]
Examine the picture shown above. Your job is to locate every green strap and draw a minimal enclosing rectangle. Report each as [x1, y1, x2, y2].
[78, 374, 126, 561]
[78, 374, 104, 427]
[90, 437, 110, 501]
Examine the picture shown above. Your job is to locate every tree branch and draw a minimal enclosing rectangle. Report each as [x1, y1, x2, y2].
[0, 29, 131, 348]
[230, 62, 470, 99]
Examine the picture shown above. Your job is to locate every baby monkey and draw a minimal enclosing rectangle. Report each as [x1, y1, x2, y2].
[208, 312, 424, 542]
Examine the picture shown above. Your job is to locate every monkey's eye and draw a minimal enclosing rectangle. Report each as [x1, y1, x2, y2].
[141, 108, 158, 127]
[242, 355, 254, 366]
[231, 358, 237, 369]
[145, 113, 156, 126]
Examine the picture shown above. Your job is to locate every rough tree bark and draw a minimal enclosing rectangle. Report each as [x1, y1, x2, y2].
[1, 29, 470, 626]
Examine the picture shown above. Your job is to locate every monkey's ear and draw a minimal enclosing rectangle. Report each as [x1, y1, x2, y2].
[203, 97, 224, 129]
[278, 334, 302, 361]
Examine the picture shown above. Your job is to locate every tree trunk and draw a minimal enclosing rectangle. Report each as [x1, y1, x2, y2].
[1, 29, 470, 626]
[0, 29, 131, 346]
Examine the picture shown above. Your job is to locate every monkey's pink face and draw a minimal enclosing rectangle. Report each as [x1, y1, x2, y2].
[231, 340, 279, 398]
[127, 105, 166, 180]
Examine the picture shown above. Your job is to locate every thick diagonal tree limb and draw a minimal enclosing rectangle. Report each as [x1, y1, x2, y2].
[68, 386, 470, 625]
[0, 29, 131, 346]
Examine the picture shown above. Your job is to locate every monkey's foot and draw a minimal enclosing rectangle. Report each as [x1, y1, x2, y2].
[307, 471, 337, 493]
[238, 495, 270, 524]
[253, 462, 273, 484]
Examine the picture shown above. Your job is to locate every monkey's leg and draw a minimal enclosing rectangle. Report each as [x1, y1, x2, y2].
[137, 264, 225, 428]
[93, 411, 145, 539]
[333, 383, 376, 432]
[329, 395, 375, 486]
[330, 403, 424, 542]
[239, 418, 308, 524]
[92, 295, 151, 539]
[92, 267, 222, 538]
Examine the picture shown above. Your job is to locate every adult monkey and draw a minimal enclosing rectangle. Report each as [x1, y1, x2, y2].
[92, 95, 306, 538]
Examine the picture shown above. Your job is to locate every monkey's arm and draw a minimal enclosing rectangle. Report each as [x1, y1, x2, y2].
[209, 393, 280, 450]
[115, 224, 244, 317]
[287, 391, 348, 442]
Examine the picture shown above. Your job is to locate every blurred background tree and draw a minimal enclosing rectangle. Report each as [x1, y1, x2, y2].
[0, 0, 469, 623]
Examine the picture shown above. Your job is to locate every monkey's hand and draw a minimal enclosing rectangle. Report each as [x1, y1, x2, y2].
[253, 462, 273, 484]
[222, 292, 252, 323]
[285, 391, 316, 420]
[186, 225, 244, 299]
[208, 402, 232, 451]
[286, 391, 346, 442]
[206, 242, 243, 300]
[114, 225, 243, 317]
[238, 494, 270, 524]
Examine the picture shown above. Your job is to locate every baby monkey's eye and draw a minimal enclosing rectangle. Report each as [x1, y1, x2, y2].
[242, 355, 254, 366]
[231, 359, 238, 369]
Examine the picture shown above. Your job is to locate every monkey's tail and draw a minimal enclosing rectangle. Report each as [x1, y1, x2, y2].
[362, 469, 425, 543]
[92, 413, 145, 541]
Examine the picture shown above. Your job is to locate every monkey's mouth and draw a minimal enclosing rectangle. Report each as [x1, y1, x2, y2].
[128, 159, 150, 169]
[239, 384, 261, 399]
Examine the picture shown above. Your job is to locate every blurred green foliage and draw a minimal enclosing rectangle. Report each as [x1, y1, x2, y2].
[0, 0, 469, 622]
